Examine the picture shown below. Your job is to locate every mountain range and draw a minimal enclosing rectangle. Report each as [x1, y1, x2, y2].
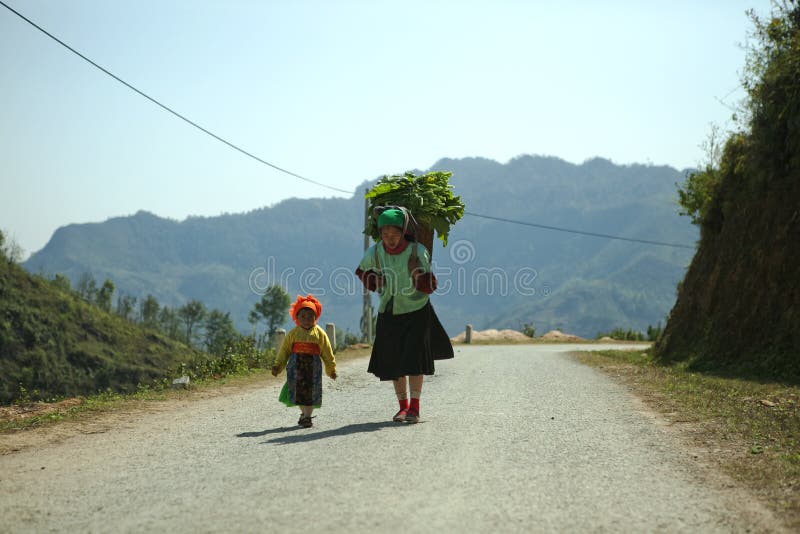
[23, 155, 698, 338]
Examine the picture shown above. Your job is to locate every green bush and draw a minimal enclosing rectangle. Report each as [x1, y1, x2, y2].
[343, 331, 361, 347]
[174, 336, 275, 382]
[677, 167, 721, 226]
[596, 328, 646, 341]
[521, 322, 536, 338]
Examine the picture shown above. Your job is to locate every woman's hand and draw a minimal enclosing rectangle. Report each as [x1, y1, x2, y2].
[413, 271, 437, 294]
[271, 366, 280, 377]
[330, 371, 337, 380]
[355, 268, 384, 292]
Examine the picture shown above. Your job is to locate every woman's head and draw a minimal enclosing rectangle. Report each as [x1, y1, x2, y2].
[377, 208, 407, 248]
[379, 225, 403, 249]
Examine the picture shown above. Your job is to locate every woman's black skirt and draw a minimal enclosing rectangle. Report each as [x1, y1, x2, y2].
[368, 301, 454, 381]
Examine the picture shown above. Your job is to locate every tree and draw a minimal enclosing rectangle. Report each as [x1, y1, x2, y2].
[50, 274, 71, 293]
[0, 229, 24, 263]
[179, 300, 207, 347]
[140, 295, 160, 329]
[204, 310, 239, 355]
[115, 294, 137, 321]
[76, 272, 98, 303]
[96, 279, 115, 313]
[249, 285, 290, 345]
[7, 241, 24, 264]
[158, 306, 181, 340]
[676, 125, 725, 227]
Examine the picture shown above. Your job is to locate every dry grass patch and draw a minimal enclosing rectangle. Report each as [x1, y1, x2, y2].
[576, 349, 800, 529]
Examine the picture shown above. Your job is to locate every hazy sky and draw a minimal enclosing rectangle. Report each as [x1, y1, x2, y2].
[1, 0, 771, 257]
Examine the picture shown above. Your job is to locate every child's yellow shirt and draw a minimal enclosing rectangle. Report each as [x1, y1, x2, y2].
[274, 324, 336, 377]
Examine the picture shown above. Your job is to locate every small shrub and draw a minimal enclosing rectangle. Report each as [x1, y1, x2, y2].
[646, 323, 664, 342]
[173, 335, 275, 382]
[521, 323, 536, 338]
[596, 328, 646, 341]
[343, 332, 361, 347]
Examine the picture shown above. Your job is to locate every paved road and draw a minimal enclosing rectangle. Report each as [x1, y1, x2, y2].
[0, 344, 781, 533]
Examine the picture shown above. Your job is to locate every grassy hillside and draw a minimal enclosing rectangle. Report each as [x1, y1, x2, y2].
[0, 252, 207, 405]
[656, 4, 800, 380]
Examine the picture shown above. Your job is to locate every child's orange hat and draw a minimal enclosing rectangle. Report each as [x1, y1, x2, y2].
[290, 294, 322, 325]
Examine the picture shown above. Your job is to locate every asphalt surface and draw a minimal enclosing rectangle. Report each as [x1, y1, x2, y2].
[0, 344, 781, 533]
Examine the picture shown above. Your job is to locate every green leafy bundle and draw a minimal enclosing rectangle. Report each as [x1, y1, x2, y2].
[365, 171, 465, 247]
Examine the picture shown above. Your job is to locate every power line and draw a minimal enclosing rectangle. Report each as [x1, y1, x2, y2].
[0, 0, 353, 195]
[464, 211, 695, 249]
[2, 1, 696, 250]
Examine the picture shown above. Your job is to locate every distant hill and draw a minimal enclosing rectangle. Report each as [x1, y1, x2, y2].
[1, 250, 204, 404]
[24, 155, 698, 338]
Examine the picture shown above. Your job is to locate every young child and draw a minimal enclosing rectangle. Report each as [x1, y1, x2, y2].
[271, 294, 337, 428]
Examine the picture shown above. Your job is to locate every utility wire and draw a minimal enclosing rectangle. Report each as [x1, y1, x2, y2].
[464, 211, 695, 249]
[0, 0, 353, 195]
[2, 1, 696, 250]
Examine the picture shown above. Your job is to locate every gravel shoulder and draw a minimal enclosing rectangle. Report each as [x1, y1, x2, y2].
[0, 344, 786, 533]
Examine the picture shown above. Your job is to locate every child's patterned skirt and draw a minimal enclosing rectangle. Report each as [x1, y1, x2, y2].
[279, 352, 322, 408]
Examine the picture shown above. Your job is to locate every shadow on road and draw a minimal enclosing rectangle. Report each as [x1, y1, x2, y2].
[236, 426, 301, 438]
[260, 420, 409, 444]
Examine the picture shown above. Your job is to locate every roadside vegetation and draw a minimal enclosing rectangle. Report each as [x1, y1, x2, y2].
[0, 343, 371, 435]
[0, 369, 269, 434]
[597, 7, 800, 525]
[0, 334, 277, 433]
[661, 1, 799, 381]
[595, 324, 663, 342]
[1, 232, 365, 407]
[578, 349, 800, 529]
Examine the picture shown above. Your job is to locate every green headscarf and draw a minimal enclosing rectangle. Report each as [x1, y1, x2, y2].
[377, 208, 405, 229]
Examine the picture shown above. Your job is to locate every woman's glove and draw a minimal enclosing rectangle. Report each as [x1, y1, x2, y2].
[413, 271, 437, 294]
[355, 268, 383, 291]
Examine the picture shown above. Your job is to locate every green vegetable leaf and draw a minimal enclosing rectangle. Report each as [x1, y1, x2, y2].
[364, 171, 465, 247]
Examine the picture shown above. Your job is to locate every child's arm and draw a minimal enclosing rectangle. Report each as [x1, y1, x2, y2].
[271, 330, 293, 376]
[318, 327, 337, 380]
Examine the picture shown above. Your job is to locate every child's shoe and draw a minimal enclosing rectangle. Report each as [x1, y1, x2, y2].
[299, 416, 313, 428]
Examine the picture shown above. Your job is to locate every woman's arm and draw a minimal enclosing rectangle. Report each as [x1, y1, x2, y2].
[355, 243, 383, 291]
[412, 243, 437, 294]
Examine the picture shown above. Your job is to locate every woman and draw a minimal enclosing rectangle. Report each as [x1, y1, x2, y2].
[355, 207, 454, 423]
